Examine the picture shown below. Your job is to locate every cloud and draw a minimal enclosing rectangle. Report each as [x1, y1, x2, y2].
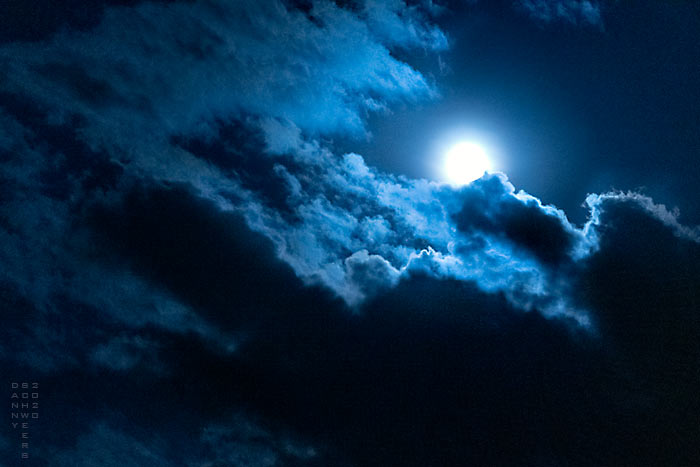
[0, 0, 692, 362]
[585, 190, 700, 242]
[0, 0, 445, 371]
[90, 334, 164, 372]
[233, 143, 592, 322]
[42, 415, 329, 467]
[0, 0, 596, 324]
[50, 423, 170, 467]
[9, 192, 700, 466]
[1, 2, 700, 464]
[577, 192, 700, 354]
[451, 174, 590, 264]
[0, 0, 443, 142]
[515, 0, 603, 27]
[0, 0, 667, 341]
[194, 415, 323, 467]
[0, 433, 9, 461]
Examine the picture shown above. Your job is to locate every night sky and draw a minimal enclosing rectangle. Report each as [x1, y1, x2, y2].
[1, 1, 699, 466]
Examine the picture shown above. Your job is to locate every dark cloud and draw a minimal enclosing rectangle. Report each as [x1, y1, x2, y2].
[45, 415, 327, 467]
[1, 0, 699, 466]
[85, 181, 344, 335]
[451, 174, 580, 265]
[51, 423, 171, 466]
[578, 193, 700, 366]
[514, 0, 603, 27]
[572, 195, 700, 465]
[195, 415, 328, 467]
[2, 176, 699, 466]
[0, 0, 591, 319]
[0, 0, 174, 44]
[90, 335, 164, 372]
[0, 0, 444, 143]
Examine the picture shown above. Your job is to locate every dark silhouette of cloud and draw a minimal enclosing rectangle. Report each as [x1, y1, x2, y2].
[1, 1, 698, 466]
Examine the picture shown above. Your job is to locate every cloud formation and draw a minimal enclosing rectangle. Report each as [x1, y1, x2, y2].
[1, 1, 700, 465]
[0, 0, 692, 353]
[515, 0, 603, 27]
[0, 0, 599, 328]
[0, 0, 446, 369]
[44, 416, 326, 467]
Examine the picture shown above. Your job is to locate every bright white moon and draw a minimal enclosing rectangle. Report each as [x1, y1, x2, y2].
[443, 141, 492, 186]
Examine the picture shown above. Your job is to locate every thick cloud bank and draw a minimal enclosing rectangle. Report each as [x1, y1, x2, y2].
[1, 0, 699, 466]
[0, 0, 597, 325]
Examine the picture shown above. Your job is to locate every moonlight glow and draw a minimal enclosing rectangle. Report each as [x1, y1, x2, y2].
[443, 142, 492, 186]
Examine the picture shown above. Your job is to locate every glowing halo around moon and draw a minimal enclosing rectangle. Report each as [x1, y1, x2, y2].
[442, 141, 493, 186]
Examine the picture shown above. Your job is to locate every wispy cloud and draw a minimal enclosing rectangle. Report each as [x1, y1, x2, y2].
[515, 0, 603, 27]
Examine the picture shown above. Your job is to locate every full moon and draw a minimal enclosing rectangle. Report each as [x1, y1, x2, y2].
[443, 141, 492, 186]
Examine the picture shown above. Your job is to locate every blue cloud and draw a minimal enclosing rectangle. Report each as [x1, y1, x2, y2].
[233, 142, 593, 322]
[2, 2, 699, 465]
[515, 0, 603, 27]
[197, 415, 323, 466]
[0, 0, 442, 141]
[0, 0, 696, 374]
[50, 423, 170, 467]
[41, 415, 330, 466]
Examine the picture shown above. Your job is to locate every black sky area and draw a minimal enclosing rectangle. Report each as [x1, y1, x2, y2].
[1, 1, 700, 466]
